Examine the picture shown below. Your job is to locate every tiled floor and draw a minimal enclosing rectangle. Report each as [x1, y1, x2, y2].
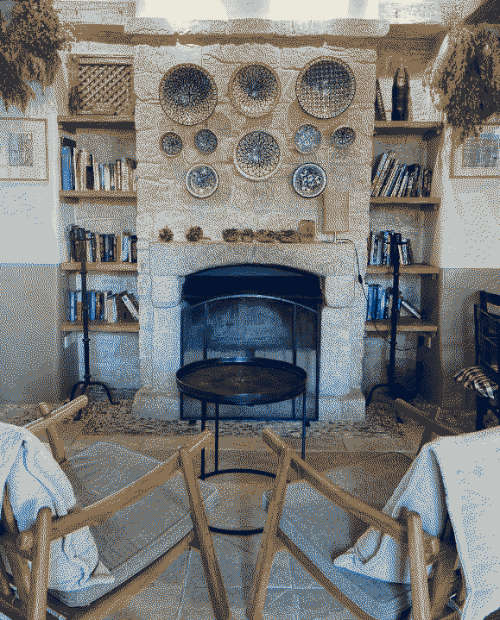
[0, 396, 477, 619]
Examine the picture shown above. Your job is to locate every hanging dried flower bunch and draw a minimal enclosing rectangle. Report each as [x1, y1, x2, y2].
[424, 24, 500, 140]
[0, 0, 67, 111]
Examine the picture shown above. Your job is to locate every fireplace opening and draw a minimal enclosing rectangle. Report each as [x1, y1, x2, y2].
[180, 264, 322, 421]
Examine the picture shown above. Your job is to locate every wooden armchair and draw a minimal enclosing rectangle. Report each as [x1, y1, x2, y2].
[454, 290, 500, 429]
[248, 425, 462, 620]
[0, 395, 230, 620]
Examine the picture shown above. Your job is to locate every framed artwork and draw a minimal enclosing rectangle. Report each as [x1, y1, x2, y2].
[0, 118, 48, 181]
[451, 125, 500, 178]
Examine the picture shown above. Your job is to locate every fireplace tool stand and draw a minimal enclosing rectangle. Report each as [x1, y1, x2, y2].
[70, 233, 115, 410]
[366, 232, 417, 407]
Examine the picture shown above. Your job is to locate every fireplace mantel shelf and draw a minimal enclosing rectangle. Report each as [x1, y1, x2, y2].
[149, 241, 355, 277]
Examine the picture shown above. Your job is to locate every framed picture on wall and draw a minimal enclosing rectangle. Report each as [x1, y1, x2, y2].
[451, 124, 500, 178]
[0, 117, 48, 181]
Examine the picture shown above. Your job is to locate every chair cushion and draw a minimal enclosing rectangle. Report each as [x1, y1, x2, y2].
[265, 453, 412, 620]
[51, 442, 219, 607]
[454, 365, 499, 399]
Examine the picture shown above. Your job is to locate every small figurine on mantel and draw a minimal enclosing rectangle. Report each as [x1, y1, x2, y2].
[391, 62, 409, 121]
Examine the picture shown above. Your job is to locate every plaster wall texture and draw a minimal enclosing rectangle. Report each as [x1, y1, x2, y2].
[133, 41, 375, 420]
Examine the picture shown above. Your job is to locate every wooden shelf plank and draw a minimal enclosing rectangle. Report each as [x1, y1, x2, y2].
[366, 263, 439, 276]
[373, 121, 442, 136]
[60, 190, 137, 201]
[61, 262, 138, 273]
[58, 115, 135, 130]
[370, 197, 440, 208]
[61, 321, 139, 333]
[365, 318, 438, 334]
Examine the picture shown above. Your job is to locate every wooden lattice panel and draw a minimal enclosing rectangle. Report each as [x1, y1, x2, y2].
[72, 56, 134, 117]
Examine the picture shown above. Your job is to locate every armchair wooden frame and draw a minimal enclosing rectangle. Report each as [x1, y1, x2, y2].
[247, 417, 462, 620]
[0, 395, 231, 620]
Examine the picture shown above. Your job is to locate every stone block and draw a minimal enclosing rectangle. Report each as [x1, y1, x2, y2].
[318, 390, 365, 421]
[152, 276, 182, 307]
[132, 386, 180, 421]
[324, 275, 355, 308]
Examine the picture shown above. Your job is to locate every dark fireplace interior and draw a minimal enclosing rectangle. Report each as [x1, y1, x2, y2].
[180, 264, 323, 421]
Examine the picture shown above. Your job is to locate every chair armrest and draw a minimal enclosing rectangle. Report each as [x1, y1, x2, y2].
[25, 396, 88, 438]
[18, 430, 213, 551]
[262, 428, 440, 561]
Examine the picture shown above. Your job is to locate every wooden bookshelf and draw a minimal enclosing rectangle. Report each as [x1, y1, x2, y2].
[61, 262, 137, 272]
[373, 121, 443, 137]
[365, 318, 438, 334]
[61, 321, 139, 333]
[58, 115, 135, 130]
[370, 196, 440, 208]
[366, 263, 439, 276]
[60, 190, 137, 202]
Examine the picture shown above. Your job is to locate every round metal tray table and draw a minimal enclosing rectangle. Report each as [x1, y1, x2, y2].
[176, 357, 308, 535]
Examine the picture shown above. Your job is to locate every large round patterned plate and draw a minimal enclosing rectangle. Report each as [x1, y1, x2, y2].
[159, 64, 217, 126]
[160, 132, 183, 157]
[292, 163, 327, 198]
[294, 124, 322, 153]
[230, 64, 280, 118]
[234, 130, 281, 180]
[296, 57, 356, 119]
[185, 164, 219, 198]
[194, 129, 218, 153]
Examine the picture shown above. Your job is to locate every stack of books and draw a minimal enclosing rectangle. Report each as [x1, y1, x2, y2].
[371, 151, 433, 198]
[366, 285, 422, 322]
[67, 290, 139, 323]
[69, 226, 137, 263]
[368, 231, 413, 266]
[60, 137, 137, 192]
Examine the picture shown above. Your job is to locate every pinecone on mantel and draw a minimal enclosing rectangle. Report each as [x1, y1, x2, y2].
[186, 226, 203, 242]
[158, 226, 173, 242]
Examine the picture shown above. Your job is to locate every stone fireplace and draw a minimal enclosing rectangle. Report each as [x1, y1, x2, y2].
[130, 22, 379, 421]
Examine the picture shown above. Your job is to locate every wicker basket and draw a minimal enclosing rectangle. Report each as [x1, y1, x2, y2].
[70, 56, 134, 117]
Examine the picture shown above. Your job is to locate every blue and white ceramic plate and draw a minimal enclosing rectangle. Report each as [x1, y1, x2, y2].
[331, 126, 356, 147]
[292, 162, 327, 198]
[294, 124, 322, 153]
[234, 130, 281, 180]
[185, 164, 219, 198]
[160, 132, 183, 157]
[194, 129, 218, 153]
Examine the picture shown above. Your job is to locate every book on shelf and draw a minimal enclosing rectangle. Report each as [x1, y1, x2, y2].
[370, 152, 434, 198]
[67, 289, 139, 323]
[119, 291, 139, 321]
[67, 227, 137, 264]
[60, 142, 137, 192]
[367, 230, 413, 266]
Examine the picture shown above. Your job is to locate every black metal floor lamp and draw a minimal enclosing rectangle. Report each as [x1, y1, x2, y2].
[366, 232, 417, 406]
[70, 232, 114, 405]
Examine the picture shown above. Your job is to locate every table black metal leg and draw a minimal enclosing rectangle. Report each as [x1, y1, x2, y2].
[200, 400, 207, 479]
[301, 390, 307, 460]
[214, 402, 220, 473]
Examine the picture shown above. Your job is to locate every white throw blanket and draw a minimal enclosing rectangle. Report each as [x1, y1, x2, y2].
[0, 421, 113, 591]
[334, 427, 500, 620]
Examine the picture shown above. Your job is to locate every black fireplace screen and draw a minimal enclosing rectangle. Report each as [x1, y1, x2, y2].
[180, 265, 322, 421]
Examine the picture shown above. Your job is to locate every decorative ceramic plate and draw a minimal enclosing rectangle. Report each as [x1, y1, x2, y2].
[160, 132, 183, 157]
[194, 129, 218, 153]
[296, 57, 356, 119]
[234, 131, 281, 180]
[331, 126, 356, 147]
[185, 164, 219, 198]
[230, 64, 280, 118]
[294, 124, 322, 153]
[292, 162, 327, 198]
[159, 64, 217, 126]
